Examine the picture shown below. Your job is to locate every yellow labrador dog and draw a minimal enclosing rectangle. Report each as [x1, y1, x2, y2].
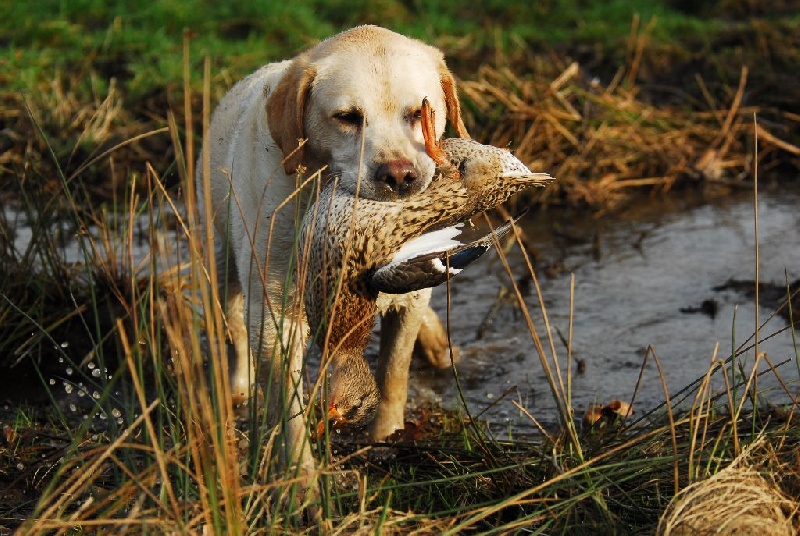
[198, 26, 468, 480]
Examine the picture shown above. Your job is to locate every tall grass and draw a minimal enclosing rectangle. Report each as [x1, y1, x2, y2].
[3, 34, 798, 536]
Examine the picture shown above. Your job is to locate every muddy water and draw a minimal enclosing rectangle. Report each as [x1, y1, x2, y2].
[409, 187, 800, 434]
[6, 187, 799, 435]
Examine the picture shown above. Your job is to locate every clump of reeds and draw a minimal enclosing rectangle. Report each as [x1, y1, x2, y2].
[2, 71, 172, 204]
[658, 440, 799, 535]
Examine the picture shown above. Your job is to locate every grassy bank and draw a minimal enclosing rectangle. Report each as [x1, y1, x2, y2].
[2, 0, 800, 532]
[3, 0, 799, 208]
[0, 0, 756, 97]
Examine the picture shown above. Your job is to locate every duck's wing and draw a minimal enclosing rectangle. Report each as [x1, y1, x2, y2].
[370, 216, 521, 295]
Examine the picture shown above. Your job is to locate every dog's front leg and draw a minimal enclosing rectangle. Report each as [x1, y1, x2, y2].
[257, 315, 315, 471]
[276, 317, 314, 478]
[370, 288, 432, 440]
[243, 287, 317, 513]
[214, 244, 255, 406]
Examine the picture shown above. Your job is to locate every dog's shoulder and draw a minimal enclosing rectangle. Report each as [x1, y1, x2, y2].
[213, 60, 292, 122]
[206, 61, 294, 173]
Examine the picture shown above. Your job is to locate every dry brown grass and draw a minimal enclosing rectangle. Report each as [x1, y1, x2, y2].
[459, 48, 800, 211]
[658, 439, 800, 535]
[1, 74, 172, 205]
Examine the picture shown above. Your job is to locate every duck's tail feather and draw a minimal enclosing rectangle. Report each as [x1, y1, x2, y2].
[502, 172, 555, 187]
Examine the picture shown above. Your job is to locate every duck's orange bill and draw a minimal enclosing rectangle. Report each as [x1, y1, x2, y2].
[313, 404, 348, 439]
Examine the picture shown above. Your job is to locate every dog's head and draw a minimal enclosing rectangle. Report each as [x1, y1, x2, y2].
[266, 25, 469, 201]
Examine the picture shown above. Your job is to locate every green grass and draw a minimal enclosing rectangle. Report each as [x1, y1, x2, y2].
[2, 0, 791, 101]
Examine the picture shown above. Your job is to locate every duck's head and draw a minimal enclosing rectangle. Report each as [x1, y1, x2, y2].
[420, 97, 553, 196]
[316, 350, 380, 437]
[440, 137, 536, 185]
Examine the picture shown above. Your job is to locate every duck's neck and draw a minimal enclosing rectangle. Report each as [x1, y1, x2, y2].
[317, 287, 377, 356]
[303, 239, 378, 359]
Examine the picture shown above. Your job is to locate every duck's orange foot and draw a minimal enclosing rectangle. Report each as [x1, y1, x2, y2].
[420, 97, 450, 168]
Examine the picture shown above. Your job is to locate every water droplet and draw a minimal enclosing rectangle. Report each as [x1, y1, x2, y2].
[92, 391, 100, 399]
[64, 383, 73, 394]
[60, 341, 68, 348]
[111, 408, 121, 418]
[65, 367, 73, 376]
[16, 463, 24, 470]
[87, 362, 95, 369]
[77, 390, 85, 397]
[49, 379, 56, 386]
[69, 403, 77, 412]
[92, 369, 101, 377]
[58, 357, 64, 363]
[116, 418, 124, 425]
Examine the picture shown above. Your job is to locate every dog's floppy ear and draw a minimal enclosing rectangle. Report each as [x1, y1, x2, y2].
[266, 59, 316, 174]
[439, 64, 470, 139]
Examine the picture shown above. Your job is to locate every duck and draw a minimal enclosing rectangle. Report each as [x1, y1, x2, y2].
[302, 98, 555, 434]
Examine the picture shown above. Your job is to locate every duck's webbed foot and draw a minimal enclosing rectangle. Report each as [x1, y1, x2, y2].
[421, 97, 451, 169]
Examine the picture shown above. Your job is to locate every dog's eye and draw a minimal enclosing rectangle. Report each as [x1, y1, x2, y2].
[409, 108, 423, 123]
[333, 109, 364, 127]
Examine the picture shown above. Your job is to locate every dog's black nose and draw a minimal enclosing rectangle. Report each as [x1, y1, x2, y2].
[373, 160, 419, 196]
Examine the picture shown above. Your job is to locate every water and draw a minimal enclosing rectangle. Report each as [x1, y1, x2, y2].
[5, 188, 799, 435]
[413, 188, 800, 434]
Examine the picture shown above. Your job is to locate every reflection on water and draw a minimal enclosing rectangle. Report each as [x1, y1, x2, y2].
[413, 188, 799, 434]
